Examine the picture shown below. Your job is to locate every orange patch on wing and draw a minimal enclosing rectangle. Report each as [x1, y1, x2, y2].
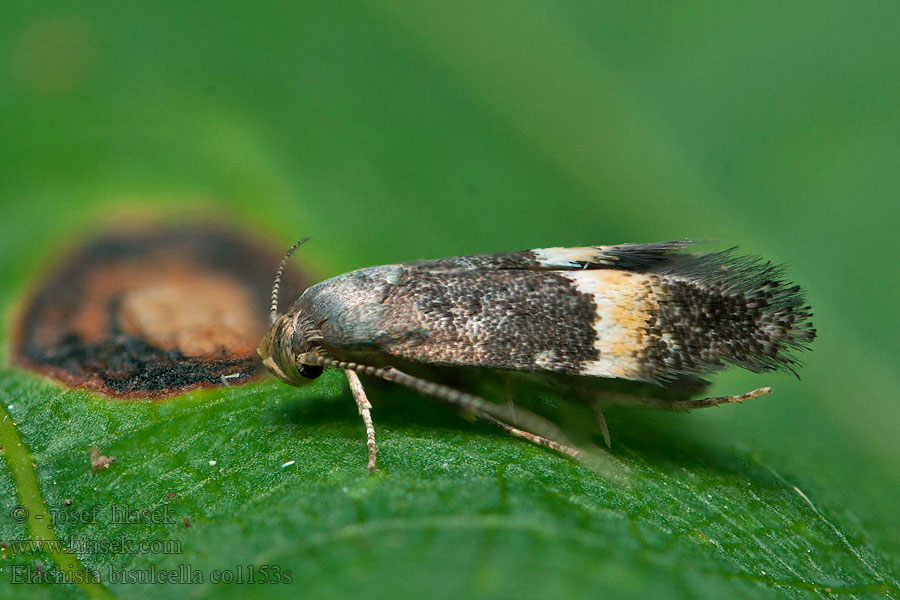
[560, 270, 660, 379]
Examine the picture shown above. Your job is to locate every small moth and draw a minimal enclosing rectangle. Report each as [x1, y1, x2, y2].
[258, 239, 815, 471]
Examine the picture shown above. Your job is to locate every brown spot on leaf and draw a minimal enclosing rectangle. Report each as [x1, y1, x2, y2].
[12, 223, 306, 398]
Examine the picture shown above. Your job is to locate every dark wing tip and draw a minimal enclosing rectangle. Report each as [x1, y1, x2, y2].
[649, 248, 816, 380]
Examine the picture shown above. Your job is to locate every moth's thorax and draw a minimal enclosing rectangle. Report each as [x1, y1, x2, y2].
[296, 265, 404, 349]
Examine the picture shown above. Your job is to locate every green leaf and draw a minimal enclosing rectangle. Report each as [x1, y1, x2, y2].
[2, 2, 899, 599]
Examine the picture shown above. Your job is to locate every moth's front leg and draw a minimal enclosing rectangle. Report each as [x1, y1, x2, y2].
[345, 369, 378, 472]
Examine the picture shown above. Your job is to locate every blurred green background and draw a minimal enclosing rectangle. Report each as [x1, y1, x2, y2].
[2, 2, 899, 599]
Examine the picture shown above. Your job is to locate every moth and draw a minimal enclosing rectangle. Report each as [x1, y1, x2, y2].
[258, 239, 815, 471]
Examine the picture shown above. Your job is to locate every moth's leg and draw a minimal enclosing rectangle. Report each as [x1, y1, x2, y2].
[476, 413, 581, 459]
[375, 365, 580, 458]
[306, 356, 584, 462]
[501, 373, 518, 426]
[665, 386, 772, 410]
[601, 386, 772, 411]
[377, 366, 579, 451]
[344, 369, 377, 472]
[591, 401, 612, 448]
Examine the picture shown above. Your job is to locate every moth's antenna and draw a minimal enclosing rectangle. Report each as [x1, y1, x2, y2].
[303, 355, 581, 457]
[270, 236, 310, 326]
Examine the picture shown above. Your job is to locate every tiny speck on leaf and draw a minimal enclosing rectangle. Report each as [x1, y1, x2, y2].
[88, 446, 115, 470]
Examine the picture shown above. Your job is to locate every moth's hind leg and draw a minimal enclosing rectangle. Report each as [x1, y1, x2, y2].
[476, 412, 582, 459]
[599, 386, 772, 411]
[344, 369, 378, 472]
[586, 378, 770, 447]
[664, 387, 772, 410]
[501, 373, 518, 426]
[591, 402, 612, 449]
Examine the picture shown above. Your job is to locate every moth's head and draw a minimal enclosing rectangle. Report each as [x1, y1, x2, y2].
[258, 236, 323, 385]
[257, 312, 324, 385]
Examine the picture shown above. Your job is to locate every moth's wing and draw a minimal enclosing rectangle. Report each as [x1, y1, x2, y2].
[528, 240, 698, 271]
[407, 240, 697, 272]
[313, 245, 813, 384]
[372, 268, 610, 376]
[370, 247, 813, 383]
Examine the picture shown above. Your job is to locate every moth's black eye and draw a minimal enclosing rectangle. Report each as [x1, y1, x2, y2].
[297, 364, 323, 379]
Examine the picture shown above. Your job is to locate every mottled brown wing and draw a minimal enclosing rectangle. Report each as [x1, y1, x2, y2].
[307, 244, 813, 384]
